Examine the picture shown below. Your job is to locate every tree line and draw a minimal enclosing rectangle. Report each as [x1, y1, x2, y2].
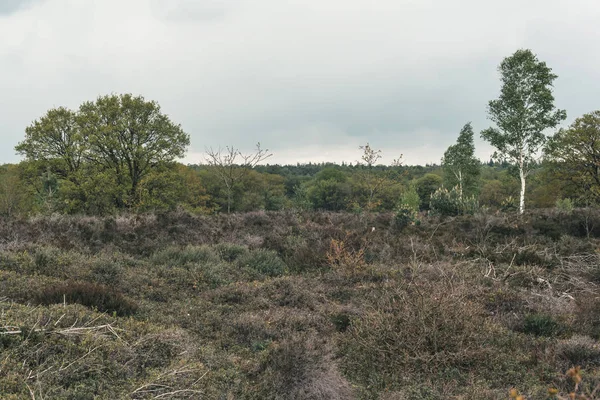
[1, 50, 599, 216]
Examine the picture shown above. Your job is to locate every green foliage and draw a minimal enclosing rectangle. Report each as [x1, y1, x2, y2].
[521, 313, 564, 337]
[15, 107, 83, 175]
[78, 94, 190, 205]
[400, 185, 420, 211]
[237, 249, 286, 277]
[501, 196, 519, 212]
[414, 173, 443, 210]
[429, 186, 479, 216]
[481, 49, 567, 213]
[15, 94, 191, 211]
[555, 198, 575, 214]
[214, 243, 249, 262]
[0, 164, 29, 216]
[152, 245, 219, 267]
[442, 123, 481, 197]
[394, 204, 419, 230]
[546, 110, 600, 204]
[307, 178, 351, 211]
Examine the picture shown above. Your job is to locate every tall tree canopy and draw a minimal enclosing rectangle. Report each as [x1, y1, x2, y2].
[481, 49, 566, 213]
[15, 107, 83, 177]
[78, 94, 190, 203]
[442, 123, 480, 197]
[545, 110, 600, 203]
[15, 94, 190, 209]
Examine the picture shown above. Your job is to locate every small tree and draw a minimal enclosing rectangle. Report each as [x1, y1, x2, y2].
[355, 143, 403, 211]
[481, 49, 566, 214]
[545, 110, 600, 203]
[442, 123, 480, 198]
[204, 143, 272, 213]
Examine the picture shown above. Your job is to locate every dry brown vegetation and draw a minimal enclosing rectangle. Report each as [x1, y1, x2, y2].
[1, 209, 600, 399]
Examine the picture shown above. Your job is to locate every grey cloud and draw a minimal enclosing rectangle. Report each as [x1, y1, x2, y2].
[0, 0, 37, 14]
[1, 0, 599, 165]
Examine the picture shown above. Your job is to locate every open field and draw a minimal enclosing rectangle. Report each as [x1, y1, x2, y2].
[1, 209, 600, 399]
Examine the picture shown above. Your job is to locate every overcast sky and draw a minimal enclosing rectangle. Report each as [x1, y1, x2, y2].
[1, 0, 599, 166]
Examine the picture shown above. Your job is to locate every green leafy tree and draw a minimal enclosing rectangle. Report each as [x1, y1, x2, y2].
[135, 164, 212, 213]
[545, 110, 600, 203]
[414, 173, 443, 210]
[400, 185, 420, 211]
[0, 164, 29, 217]
[442, 123, 480, 198]
[78, 94, 190, 206]
[15, 107, 84, 176]
[481, 49, 566, 213]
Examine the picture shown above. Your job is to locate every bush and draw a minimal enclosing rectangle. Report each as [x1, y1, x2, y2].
[400, 186, 420, 212]
[89, 259, 121, 285]
[429, 187, 478, 216]
[393, 204, 418, 230]
[237, 249, 286, 277]
[556, 335, 600, 368]
[152, 245, 219, 267]
[214, 243, 248, 262]
[521, 313, 564, 337]
[35, 281, 138, 316]
[340, 282, 492, 394]
[555, 198, 574, 214]
[501, 196, 518, 212]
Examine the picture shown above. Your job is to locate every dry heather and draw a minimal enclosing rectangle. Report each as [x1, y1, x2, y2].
[1, 209, 600, 399]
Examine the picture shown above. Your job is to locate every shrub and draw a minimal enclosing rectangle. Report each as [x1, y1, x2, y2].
[214, 243, 248, 262]
[257, 333, 353, 399]
[237, 249, 286, 277]
[400, 186, 420, 212]
[556, 335, 600, 368]
[89, 259, 121, 285]
[152, 245, 219, 267]
[555, 198, 575, 214]
[325, 238, 366, 275]
[521, 313, 564, 337]
[393, 204, 418, 230]
[35, 281, 138, 316]
[429, 187, 478, 216]
[340, 282, 492, 395]
[501, 196, 518, 212]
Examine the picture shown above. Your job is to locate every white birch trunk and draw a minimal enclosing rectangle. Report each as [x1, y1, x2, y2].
[519, 161, 526, 214]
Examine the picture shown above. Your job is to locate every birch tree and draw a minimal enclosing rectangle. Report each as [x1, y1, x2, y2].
[442, 123, 480, 198]
[481, 49, 566, 214]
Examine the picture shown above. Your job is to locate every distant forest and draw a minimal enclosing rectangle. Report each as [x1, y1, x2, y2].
[2, 49, 599, 217]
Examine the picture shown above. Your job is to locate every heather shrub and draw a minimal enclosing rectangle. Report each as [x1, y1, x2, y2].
[151, 245, 219, 267]
[237, 249, 286, 277]
[256, 333, 353, 400]
[214, 242, 248, 262]
[556, 335, 600, 368]
[340, 282, 493, 394]
[89, 259, 121, 285]
[35, 281, 138, 316]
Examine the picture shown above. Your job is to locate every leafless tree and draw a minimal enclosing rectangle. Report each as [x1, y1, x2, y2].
[204, 143, 272, 213]
[357, 143, 404, 210]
